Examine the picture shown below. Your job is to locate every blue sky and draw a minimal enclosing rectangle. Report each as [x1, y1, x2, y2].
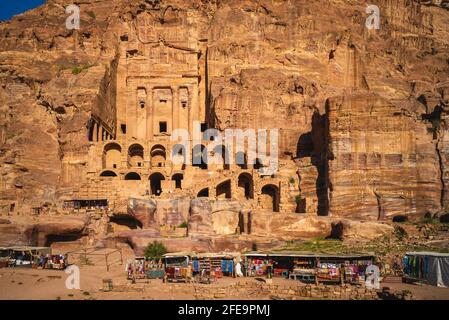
[0, 0, 46, 21]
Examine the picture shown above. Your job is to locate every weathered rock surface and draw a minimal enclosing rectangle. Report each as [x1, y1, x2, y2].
[0, 217, 88, 246]
[127, 198, 158, 229]
[330, 220, 394, 240]
[156, 199, 190, 227]
[188, 198, 214, 237]
[1, 0, 449, 251]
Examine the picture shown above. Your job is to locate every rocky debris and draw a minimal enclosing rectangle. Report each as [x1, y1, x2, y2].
[330, 220, 394, 241]
[193, 281, 384, 300]
[0, 218, 11, 224]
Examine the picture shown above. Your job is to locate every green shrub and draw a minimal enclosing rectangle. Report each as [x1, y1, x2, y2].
[87, 11, 96, 19]
[179, 221, 188, 228]
[71, 66, 84, 75]
[71, 64, 95, 75]
[295, 194, 302, 204]
[144, 241, 167, 260]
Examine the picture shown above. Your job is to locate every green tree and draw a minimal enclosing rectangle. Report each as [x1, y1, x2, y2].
[179, 221, 188, 228]
[144, 241, 167, 260]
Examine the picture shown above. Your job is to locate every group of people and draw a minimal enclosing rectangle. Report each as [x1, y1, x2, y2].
[36, 254, 67, 269]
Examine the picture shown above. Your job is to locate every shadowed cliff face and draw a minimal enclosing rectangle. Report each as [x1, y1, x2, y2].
[0, 0, 449, 221]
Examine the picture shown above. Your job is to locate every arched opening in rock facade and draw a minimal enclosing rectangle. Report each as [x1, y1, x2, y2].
[151, 144, 166, 168]
[150, 172, 165, 196]
[236, 151, 247, 169]
[216, 180, 232, 199]
[100, 170, 118, 178]
[103, 142, 122, 169]
[261, 184, 280, 212]
[198, 188, 209, 197]
[125, 172, 141, 181]
[128, 144, 144, 168]
[192, 144, 208, 169]
[296, 132, 314, 158]
[172, 173, 183, 189]
[238, 173, 254, 199]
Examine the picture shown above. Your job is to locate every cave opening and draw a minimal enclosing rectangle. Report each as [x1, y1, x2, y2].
[110, 215, 143, 230]
[45, 234, 84, 247]
[392, 215, 408, 223]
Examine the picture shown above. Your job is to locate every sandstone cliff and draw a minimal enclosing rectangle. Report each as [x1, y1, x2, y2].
[1, 0, 449, 227]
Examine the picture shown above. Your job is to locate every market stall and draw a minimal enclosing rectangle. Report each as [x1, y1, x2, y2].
[125, 257, 165, 281]
[1, 246, 52, 268]
[243, 251, 375, 284]
[40, 253, 68, 270]
[243, 253, 273, 277]
[162, 252, 194, 283]
[403, 252, 449, 288]
[193, 252, 240, 280]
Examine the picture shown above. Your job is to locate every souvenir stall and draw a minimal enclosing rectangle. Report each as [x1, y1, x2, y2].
[125, 257, 147, 280]
[145, 259, 165, 279]
[125, 257, 165, 281]
[403, 252, 449, 288]
[5, 247, 52, 268]
[162, 252, 194, 283]
[243, 251, 375, 283]
[192, 253, 239, 280]
[243, 253, 273, 277]
[0, 247, 10, 268]
[316, 262, 341, 283]
[315, 254, 374, 284]
[289, 257, 317, 282]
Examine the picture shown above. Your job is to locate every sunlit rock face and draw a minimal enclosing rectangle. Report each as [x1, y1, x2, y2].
[1, 0, 449, 249]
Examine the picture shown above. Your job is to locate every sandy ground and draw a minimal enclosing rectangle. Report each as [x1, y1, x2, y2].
[1, 263, 449, 300]
[1, 245, 448, 300]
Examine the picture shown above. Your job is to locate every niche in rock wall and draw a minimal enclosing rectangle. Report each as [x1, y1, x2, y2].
[43, 233, 86, 251]
[136, 87, 147, 139]
[154, 88, 173, 136]
[179, 87, 189, 130]
[110, 214, 143, 232]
